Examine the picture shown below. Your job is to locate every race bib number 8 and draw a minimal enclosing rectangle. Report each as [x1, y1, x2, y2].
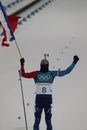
[42, 87, 46, 93]
[36, 83, 52, 95]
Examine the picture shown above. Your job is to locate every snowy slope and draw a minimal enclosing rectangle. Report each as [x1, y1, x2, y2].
[0, 0, 87, 130]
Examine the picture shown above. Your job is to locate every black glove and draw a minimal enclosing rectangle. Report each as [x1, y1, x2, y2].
[20, 58, 25, 65]
[73, 55, 79, 64]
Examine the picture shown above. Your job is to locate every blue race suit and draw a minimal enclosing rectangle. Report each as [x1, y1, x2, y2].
[21, 62, 76, 130]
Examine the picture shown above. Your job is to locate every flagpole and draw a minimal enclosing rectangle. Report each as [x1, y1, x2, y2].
[18, 70, 28, 130]
[15, 39, 29, 130]
[0, 1, 28, 129]
[15, 39, 22, 58]
[15, 40, 28, 130]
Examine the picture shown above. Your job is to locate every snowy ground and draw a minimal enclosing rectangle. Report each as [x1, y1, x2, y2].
[0, 0, 87, 130]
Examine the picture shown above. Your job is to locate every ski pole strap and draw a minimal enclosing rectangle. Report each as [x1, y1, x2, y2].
[18, 70, 22, 76]
[57, 68, 61, 76]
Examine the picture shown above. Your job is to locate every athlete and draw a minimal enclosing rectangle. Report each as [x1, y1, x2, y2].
[20, 55, 79, 130]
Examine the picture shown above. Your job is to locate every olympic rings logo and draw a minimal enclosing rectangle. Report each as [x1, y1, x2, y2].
[37, 74, 51, 81]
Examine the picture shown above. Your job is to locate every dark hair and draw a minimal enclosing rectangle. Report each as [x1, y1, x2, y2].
[40, 59, 49, 65]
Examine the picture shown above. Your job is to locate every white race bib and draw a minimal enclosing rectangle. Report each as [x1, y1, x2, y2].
[36, 83, 52, 95]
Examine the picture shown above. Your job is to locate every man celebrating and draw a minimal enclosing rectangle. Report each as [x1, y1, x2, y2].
[20, 55, 79, 130]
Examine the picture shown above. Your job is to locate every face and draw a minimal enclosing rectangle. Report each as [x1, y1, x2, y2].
[40, 60, 49, 73]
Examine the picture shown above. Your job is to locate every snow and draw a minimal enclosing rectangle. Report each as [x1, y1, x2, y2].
[0, 0, 87, 130]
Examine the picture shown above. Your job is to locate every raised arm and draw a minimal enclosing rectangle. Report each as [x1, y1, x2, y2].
[58, 55, 79, 77]
[20, 58, 38, 78]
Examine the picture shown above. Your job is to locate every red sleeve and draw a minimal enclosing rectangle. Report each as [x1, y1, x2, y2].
[20, 65, 38, 78]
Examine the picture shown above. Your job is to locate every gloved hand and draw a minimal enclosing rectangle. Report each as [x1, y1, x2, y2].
[20, 58, 25, 65]
[73, 55, 79, 64]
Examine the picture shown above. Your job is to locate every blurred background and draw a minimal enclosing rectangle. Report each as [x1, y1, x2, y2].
[0, 0, 87, 130]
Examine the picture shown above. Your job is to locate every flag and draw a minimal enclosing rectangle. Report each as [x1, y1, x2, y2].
[0, 1, 20, 47]
[2, 16, 21, 47]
